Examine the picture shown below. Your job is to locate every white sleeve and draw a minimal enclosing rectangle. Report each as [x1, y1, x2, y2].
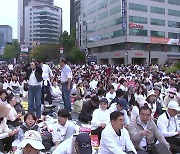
[52, 124, 61, 143]
[124, 129, 137, 154]
[157, 116, 178, 137]
[91, 110, 101, 128]
[7, 108, 17, 121]
[123, 110, 130, 125]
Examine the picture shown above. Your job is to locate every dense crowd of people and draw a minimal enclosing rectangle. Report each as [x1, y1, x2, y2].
[0, 60, 179, 154]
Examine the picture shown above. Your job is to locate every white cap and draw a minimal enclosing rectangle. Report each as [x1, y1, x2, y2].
[147, 90, 157, 98]
[18, 130, 45, 150]
[136, 95, 146, 107]
[168, 101, 180, 111]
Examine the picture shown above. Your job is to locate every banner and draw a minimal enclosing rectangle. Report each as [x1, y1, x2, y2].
[151, 37, 180, 45]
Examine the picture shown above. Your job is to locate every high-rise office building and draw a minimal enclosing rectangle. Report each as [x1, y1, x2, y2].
[70, 0, 81, 32]
[24, 4, 62, 49]
[80, 0, 180, 65]
[0, 25, 12, 54]
[18, 0, 54, 44]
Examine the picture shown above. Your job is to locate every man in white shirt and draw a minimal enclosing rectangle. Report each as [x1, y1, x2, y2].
[38, 60, 53, 105]
[106, 85, 116, 104]
[99, 111, 137, 154]
[52, 109, 78, 149]
[60, 58, 72, 112]
[157, 101, 180, 153]
[89, 76, 98, 90]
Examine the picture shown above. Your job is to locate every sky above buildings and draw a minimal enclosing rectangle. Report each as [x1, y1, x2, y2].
[0, 0, 70, 39]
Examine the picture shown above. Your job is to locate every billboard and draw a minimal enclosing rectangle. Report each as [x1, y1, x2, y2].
[151, 37, 180, 45]
[20, 45, 28, 53]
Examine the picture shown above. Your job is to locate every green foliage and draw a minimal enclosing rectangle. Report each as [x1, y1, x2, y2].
[30, 44, 59, 61]
[67, 47, 85, 64]
[3, 40, 19, 60]
[165, 63, 180, 73]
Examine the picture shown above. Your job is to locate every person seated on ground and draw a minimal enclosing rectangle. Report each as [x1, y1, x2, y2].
[52, 109, 79, 149]
[75, 81, 87, 100]
[99, 111, 137, 154]
[118, 78, 128, 92]
[157, 101, 180, 153]
[52, 133, 96, 154]
[15, 130, 45, 154]
[128, 105, 169, 154]
[0, 102, 18, 153]
[10, 73, 20, 92]
[97, 88, 106, 100]
[106, 85, 116, 105]
[91, 98, 110, 141]
[164, 88, 178, 107]
[123, 85, 136, 108]
[134, 85, 147, 101]
[0, 89, 7, 104]
[13, 112, 40, 149]
[6, 94, 22, 127]
[109, 89, 124, 106]
[109, 98, 130, 127]
[78, 96, 99, 123]
[51, 79, 62, 99]
[130, 95, 146, 122]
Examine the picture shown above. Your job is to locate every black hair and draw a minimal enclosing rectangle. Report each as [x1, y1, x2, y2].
[136, 85, 146, 95]
[116, 89, 124, 98]
[0, 117, 4, 124]
[97, 81, 103, 88]
[97, 88, 106, 96]
[110, 111, 124, 121]
[0, 89, 7, 96]
[60, 58, 67, 64]
[58, 109, 70, 118]
[91, 95, 99, 104]
[24, 112, 37, 122]
[6, 94, 15, 103]
[108, 85, 114, 90]
[139, 105, 152, 114]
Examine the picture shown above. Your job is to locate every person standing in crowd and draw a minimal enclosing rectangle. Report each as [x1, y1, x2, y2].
[23, 60, 43, 119]
[38, 60, 53, 105]
[78, 96, 99, 123]
[99, 111, 137, 154]
[128, 106, 169, 154]
[60, 58, 73, 112]
[52, 109, 78, 149]
[91, 98, 110, 141]
[157, 101, 180, 153]
[0, 102, 18, 153]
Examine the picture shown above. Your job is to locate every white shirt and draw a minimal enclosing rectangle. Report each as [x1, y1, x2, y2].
[130, 106, 139, 122]
[99, 124, 137, 154]
[28, 70, 41, 86]
[91, 108, 110, 130]
[61, 64, 72, 83]
[52, 120, 69, 143]
[147, 103, 156, 117]
[106, 92, 116, 104]
[6, 104, 17, 121]
[108, 104, 130, 125]
[0, 118, 11, 139]
[42, 64, 53, 81]
[89, 80, 98, 90]
[157, 111, 180, 137]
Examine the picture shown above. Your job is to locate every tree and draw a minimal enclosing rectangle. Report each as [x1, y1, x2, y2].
[30, 44, 59, 61]
[3, 39, 19, 61]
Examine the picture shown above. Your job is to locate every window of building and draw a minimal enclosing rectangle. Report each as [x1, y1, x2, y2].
[109, 0, 120, 4]
[131, 43, 145, 50]
[129, 16, 147, 24]
[129, 29, 147, 36]
[97, 0, 108, 10]
[97, 22, 108, 31]
[151, 30, 165, 37]
[110, 6, 121, 16]
[150, 6, 165, 14]
[168, 9, 180, 17]
[97, 11, 108, 20]
[167, 45, 179, 52]
[88, 26, 96, 33]
[87, 7, 96, 15]
[150, 44, 163, 51]
[150, 18, 165, 26]
[168, 21, 178, 28]
[129, 3, 147, 12]
[112, 30, 125, 38]
[168, 0, 180, 5]
[150, 0, 165, 2]
[110, 17, 123, 26]
[112, 43, 126, 51]
[168, 32, 180, 39]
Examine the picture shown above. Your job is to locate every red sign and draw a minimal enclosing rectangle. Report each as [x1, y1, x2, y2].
[90, 135, 99, 147]
[114, 52, 120, 57]
[135, 52, 144, 56]
[129, 22, 144, 29]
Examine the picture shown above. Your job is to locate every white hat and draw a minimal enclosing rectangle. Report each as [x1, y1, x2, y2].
[168, 88, 177, 95]
[18, 130, 45, 150]
[168, 101, 180, 111]
[147, 90, 157, 98]
[136, 95, 146, 107]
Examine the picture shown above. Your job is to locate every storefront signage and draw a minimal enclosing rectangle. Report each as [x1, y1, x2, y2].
[151, 37, 180, 45]
[135, 52, 144, 56]
[129, 22, 144, 29]
[167, 53, 180, 58]
[114, 52, 120, 57]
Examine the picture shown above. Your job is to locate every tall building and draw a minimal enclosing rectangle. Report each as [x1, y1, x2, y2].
[18, 0, 54, 44]
[24, 4, 62, 49]
[70, 0, 81, 32]
[0, 25, 12, 54]
[80, 0, 180, 65]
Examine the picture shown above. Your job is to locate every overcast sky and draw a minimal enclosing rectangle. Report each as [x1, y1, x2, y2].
[0, 0, 70, 39]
